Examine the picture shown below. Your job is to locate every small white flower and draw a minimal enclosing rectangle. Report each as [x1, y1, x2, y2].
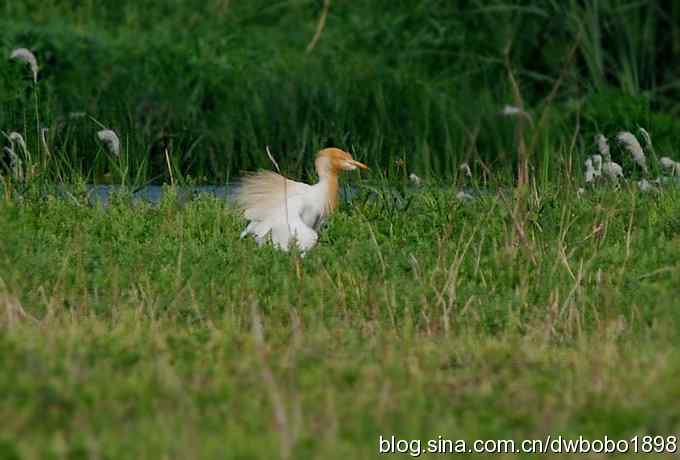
[408, 173, 422, 186]
[617, 131, 647, 172]
[10, 48, 39, 83]
[603, 160, 623, 180]
[97, 129, 120, 156]
[577, 187, 586, 197]
[459, 162, 472, 178]
[595, 134, 610, 158]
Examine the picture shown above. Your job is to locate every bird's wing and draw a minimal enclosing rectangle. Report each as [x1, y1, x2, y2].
[235, 170, 318, 251]
[234, 170, 311, 221]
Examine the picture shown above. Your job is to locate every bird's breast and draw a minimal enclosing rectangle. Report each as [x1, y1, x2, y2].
[300, 204, 325, 230]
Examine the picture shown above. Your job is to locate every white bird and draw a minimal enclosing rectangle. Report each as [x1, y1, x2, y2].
[234, 147, 368, 252]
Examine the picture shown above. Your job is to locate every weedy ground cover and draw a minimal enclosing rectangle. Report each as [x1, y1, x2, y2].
[2, 1, 680, 458]
[1, 184, 680, 458]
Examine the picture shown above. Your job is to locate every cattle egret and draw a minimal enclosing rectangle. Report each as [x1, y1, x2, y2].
[235, 147, 368, 252]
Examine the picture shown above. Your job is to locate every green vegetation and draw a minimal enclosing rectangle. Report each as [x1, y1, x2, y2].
[2, 187, 680, 458]
[1, 0, 680, 182]
[2, 1, 680, 459]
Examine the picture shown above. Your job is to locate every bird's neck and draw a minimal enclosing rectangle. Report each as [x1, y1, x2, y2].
[317, 172, 339, 213]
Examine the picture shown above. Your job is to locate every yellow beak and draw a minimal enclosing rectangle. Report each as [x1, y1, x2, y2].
[349, 159, 368, 170]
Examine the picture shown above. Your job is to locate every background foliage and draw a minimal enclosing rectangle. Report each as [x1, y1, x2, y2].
[1, 0, 680, 183]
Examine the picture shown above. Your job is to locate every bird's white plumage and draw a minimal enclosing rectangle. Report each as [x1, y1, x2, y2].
[235, 171, 332, 252]
[234, 148, 367, 253]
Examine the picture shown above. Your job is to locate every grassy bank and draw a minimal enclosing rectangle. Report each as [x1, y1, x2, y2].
[1, 185, 680, 458]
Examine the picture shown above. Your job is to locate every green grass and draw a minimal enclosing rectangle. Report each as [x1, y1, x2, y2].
[1, 184, 680, 459]
[3, 1, 680, 458]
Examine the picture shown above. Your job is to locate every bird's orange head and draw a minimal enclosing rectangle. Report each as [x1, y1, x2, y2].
[315, 148, 368, 177]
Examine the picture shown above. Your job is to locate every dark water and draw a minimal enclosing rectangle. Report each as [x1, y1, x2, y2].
[54, 184, 370, 207]
[5, 183, 499, 207]
[83, 185, 231, 206]
[50, 184, 492, 207]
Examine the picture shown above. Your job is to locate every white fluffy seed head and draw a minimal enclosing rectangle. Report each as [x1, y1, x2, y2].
[501, 105, 531, 121]
[585, 169, 594, 184]
[7, 132, 27, 153]
[637, 179, 655, 192]
[10, 48, 38, 83]
[660, 157, 675, 169]
[408, 173, 422, 186]
[4, 146, 24, 181]
[97, 129, 120, 156]
[456, 190, 474, 201]
[617, 131, 647, 171]
[591, 154, 602, 176]
[638, 127, 652, 148]
[502, 105, 521, 115]
[459, 162, 472, 178]
[40, 128, 50, 152]
[584, 157, 595, 183]
[659, 157, 680, 175]
[603, 160, 623, 179]
[595, 134, 610, 158]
